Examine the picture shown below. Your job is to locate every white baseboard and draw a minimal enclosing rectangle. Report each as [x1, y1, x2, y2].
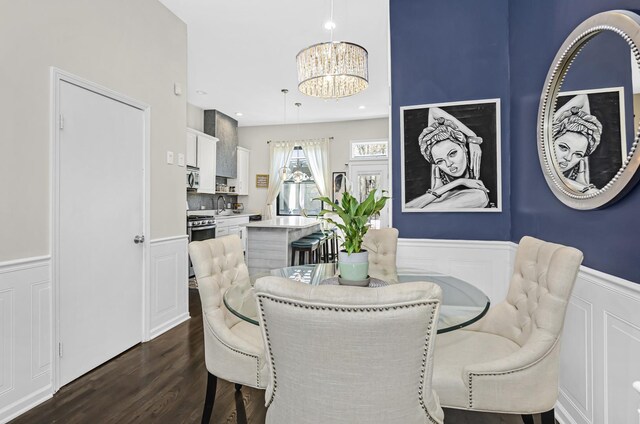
[555, 401, 579, 424]
[149, 312, 190, 340]
[0, 385, 52, 424]
[0, 256, 52, 424]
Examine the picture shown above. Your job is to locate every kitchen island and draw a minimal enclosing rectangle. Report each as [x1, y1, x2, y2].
[245, 217, 322, 274]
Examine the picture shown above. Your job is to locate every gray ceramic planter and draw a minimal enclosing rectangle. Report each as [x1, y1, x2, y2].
[338, 250, 369, 282]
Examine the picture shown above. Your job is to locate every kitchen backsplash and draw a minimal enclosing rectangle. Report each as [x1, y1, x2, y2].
[187, 192, 238, 211]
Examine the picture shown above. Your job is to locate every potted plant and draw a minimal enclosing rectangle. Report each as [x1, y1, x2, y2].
[316, 189, 389, 284]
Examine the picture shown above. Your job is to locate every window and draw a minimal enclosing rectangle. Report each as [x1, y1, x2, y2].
[277, 147, 323, 216]
[350, 139, 388, 160]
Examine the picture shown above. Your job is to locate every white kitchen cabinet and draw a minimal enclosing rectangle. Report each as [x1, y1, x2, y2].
[229, 147, 250, 196]
[216, 215, 249, 251]
[187, 128, 218, 194]
[186, 131, 197, 167]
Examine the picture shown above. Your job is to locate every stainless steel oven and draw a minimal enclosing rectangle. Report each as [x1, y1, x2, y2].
[187, 215, 216, 277]
[187, 219, 216, 241]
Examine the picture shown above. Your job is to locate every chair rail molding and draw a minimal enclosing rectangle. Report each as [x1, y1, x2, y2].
[148, 236, 190, 339]
[0, 256, 53, 424]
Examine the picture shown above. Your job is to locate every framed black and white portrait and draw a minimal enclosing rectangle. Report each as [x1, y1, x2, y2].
[332, 171, 347, 205]
[401, 98, 502, 212]
[554, 87, 626, 193]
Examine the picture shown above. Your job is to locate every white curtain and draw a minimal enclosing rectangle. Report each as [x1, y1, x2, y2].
[263, 141, 296, 220]
[300, 138, 331, 200]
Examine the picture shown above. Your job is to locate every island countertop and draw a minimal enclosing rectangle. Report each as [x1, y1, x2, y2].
[244, 217, 321, 229]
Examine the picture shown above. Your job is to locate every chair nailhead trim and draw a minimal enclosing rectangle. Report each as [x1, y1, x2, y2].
[257, 295, 441, 423]
[466, 337, 560, 408]
[206, 316, 262, 388]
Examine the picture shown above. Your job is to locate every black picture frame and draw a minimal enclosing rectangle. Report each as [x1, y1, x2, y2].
[332, 171, 347, 206]
[401, 98, 502, 212]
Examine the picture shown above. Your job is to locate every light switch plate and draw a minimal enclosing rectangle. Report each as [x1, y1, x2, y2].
[166, 151, 174, 164]
[177, 153, 185, 167]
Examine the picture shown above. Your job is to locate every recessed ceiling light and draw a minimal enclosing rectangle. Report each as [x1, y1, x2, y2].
[235, 112, 243, 117]
[195, 90, 207, 95]
[358, 105, 366, 110]
[324, 21, 336, 30]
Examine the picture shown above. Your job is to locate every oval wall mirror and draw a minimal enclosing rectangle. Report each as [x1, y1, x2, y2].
[538, 10, 640, 209]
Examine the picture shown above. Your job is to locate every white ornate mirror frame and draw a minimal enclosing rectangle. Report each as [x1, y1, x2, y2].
[537, 10, 640, 209]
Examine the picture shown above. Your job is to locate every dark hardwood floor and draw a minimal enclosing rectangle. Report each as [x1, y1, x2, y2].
[11, 289, 543, 424]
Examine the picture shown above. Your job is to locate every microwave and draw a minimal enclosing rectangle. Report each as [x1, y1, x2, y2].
[187, 166, 200, 190]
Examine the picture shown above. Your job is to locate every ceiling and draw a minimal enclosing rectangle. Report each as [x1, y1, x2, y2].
[159, 0, 390, 127]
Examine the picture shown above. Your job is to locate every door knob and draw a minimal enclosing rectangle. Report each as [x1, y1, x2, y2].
[133, 235, 145, 244]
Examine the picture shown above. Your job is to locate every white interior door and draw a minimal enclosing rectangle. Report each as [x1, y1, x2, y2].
[58, 80, 144, 386]
[348, 160, 390, 228]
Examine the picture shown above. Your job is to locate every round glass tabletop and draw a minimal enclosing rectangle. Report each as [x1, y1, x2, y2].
[223, 263, 490, 334]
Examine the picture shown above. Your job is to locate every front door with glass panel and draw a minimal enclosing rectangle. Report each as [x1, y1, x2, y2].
[348, 160, 390, 228]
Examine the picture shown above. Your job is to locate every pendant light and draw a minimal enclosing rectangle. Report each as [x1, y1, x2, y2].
[290, 102, 309, 184]
[278, 89, 292, 181]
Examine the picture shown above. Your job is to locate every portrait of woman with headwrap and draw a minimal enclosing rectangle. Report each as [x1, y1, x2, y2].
[552, 94, 603, 194]
[404, 106, 491, 210]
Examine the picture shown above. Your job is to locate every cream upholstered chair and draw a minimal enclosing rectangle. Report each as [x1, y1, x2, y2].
[362, 227, 399, 283]
[188, 235, 268, 424]
[255, 276, 444, 424]
[432, 236, 583, 424]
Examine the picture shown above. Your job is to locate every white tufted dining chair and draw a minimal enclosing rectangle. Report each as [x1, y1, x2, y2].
[255, 276, 444, 424]
[188, 235, 268, 424]
[362, 227, 399, 283]
[432, 236, 583, 424]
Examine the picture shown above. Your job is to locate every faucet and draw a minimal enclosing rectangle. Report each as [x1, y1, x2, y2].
[216, 195, 226, 214]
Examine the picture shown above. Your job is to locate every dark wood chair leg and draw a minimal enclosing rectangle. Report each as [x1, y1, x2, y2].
[234, 388, 247, 424]
[540, 409, 555, 424]
[201, 372, 218, 424]
[235, 383, 242, 391]
[521, 414, 534, 424]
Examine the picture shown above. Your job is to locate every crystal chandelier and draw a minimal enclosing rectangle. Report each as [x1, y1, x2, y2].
[296, 1, 368, 99]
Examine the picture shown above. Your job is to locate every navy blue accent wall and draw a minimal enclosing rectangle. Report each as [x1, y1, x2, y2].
[390, 0, 640, 282]
[390, 0, 511, 241]
[509, 1, 640, 283]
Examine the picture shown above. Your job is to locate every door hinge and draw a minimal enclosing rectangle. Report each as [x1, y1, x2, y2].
[59, 114, 64, 130]
[58, 342, 63, 358]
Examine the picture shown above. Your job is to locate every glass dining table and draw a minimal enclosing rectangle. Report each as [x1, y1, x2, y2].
[224, 263, 491, 334]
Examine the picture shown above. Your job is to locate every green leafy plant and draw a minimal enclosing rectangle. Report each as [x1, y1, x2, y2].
[315, 189, 389, 254]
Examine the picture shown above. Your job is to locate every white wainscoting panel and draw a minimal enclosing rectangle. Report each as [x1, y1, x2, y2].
[148, 236, 189, 340]
[558, 293, 593, 424]
[397, 238, 513, 305]
[399, 239, 640, 424]
[0, 257, 53, 424]
[554, 267, 640, 424]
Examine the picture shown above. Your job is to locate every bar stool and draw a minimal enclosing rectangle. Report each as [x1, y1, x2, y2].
[328, 227, 339, 263]
[308, 231, 330, 263]
[291, 237, 320, 266]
